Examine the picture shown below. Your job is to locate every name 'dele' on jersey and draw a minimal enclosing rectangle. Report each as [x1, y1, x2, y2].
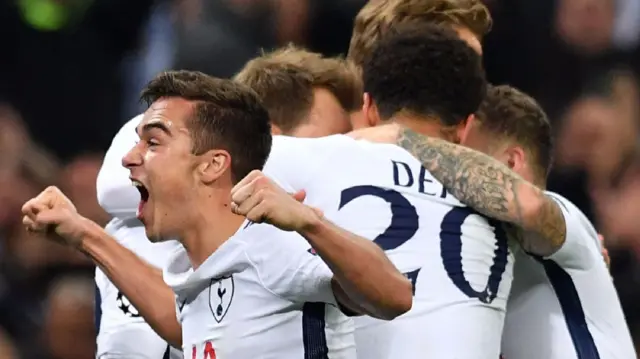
[339, 160, 509, 304]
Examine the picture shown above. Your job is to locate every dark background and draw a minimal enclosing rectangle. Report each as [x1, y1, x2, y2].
[0, 0, 639, 357]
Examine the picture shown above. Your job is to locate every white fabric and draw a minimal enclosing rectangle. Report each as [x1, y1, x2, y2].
[501, 192, 635, 359]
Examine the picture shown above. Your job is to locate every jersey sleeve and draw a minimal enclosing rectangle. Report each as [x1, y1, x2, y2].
[97, 325, 171, 359]
[544, 193, 599, 270]
[96, 115, 143, 218]
[245, 226, 337, 305]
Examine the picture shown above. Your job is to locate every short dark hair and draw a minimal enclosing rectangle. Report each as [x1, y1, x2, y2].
[141, 70, 272, 183]
[363, 23, 486, 126]
[234, 45, 362, 134]
[476, 85, 554, 179]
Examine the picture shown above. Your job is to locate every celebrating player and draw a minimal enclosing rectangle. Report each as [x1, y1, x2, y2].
[464, 86, 635, 359]
[23, 73, 411, 358]
[93, 48, 363, 359]
[355, 85, 635, 359]
[26, 22, 508, 359]
[92, 0, 495, 357]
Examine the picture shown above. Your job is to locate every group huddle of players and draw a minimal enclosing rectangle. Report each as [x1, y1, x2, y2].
[19, 0, 636, 358]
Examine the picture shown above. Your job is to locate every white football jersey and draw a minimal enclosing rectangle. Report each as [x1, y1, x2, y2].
[265, 135, 515, 359]
[163, 221, 355, 359]
[96, 115, 183, 359]
[502, 192, 635, 359]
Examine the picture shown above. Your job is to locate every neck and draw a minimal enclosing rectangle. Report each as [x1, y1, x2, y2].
[519, 166, 547, 190]
[179, 187, 245, 269]
[389, 114, 453, 141]
[531, 174, 547, 190]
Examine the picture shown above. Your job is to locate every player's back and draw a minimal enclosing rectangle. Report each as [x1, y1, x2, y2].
[502, 192, 635, 359]
[265, 135, 514, 359]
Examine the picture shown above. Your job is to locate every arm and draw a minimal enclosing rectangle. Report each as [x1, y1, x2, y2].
[396, 128, 566, 256]
[298, 212, 412, 320]
[79, 219, 182, 347]
[231, 169, 412, 320]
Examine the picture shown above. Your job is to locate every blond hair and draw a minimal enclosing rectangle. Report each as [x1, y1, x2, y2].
[234, 45, 363, 133]
[348, 0, 492, 68]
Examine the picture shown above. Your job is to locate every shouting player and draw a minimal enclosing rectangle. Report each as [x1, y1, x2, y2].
[26, 23, 508, 358]
[92, 0, 495, 357]
[23, 73, 411, 358]
[356, 85, 635, 359]
[93, 48, 363, 359]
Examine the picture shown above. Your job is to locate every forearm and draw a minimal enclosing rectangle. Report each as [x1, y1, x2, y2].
[298, 214, 412, 320]
[79, 218, 182, 347]
[397, 128, 566, 255]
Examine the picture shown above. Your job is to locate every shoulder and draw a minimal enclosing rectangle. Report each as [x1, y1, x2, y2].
[241, 223, 314, 265]
[268, 135, 354, 163]
[264, 135, 355, 191]
[545, 191, 600, 246]
[240, 223, 320, 282]
[543, 191, 602, 268]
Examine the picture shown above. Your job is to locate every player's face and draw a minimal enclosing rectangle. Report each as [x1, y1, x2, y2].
[289, 88, 353, 137]
[123, 98, 200, 242]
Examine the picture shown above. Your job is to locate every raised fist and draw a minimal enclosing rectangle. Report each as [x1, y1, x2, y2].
[230, 170, 320, 232]
[21, 186, 87, 247]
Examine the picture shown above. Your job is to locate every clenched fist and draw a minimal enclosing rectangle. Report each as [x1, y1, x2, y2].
[21, 186, 88, 247]
[230, 170, 320, 232]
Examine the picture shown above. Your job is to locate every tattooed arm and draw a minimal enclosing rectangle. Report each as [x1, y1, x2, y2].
[397, 128, 566, 256]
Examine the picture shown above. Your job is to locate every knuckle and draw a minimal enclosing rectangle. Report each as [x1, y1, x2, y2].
[255, 188, 267, 200]
[255, 175, 270, 187]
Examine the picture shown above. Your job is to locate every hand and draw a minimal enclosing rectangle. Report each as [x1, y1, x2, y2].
[230, 170, 321, 231]
[21, 186, 87, 247]
[348, 123, 402, 144]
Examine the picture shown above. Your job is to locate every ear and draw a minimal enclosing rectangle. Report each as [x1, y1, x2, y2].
[457, 114, 476, 145]
[351, 93, 372, 130]
[197, 149, 231, 184]
[270, 123, 283, 135]
[361, 92, 382, 128]
[505, 145, 526, 173]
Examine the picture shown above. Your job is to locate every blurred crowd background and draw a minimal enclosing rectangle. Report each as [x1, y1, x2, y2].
[0, 0, 639, 358]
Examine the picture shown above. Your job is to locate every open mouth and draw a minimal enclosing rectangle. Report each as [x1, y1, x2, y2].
[131, 180, 150, 218]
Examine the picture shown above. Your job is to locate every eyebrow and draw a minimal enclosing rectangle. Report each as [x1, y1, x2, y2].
[136, 121, 172, 137]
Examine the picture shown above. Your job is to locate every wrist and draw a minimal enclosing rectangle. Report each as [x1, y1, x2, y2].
[296, 204, 324, 234]
[76, 217, 105, 252]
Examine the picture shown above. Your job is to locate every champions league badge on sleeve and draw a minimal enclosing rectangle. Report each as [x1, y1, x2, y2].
[209, 276, 235, 323]
[116, 291, 141, 318]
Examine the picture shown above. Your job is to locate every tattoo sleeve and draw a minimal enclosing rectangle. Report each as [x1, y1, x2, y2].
[397, 128, 566, 256]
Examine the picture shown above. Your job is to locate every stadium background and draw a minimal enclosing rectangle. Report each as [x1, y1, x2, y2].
[0, 0, 639, 357]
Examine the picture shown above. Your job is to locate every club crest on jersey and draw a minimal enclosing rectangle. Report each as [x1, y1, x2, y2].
[208, 276, 234, 323]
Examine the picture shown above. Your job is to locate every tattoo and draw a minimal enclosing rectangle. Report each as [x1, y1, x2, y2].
[397, 128, 566, 256]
